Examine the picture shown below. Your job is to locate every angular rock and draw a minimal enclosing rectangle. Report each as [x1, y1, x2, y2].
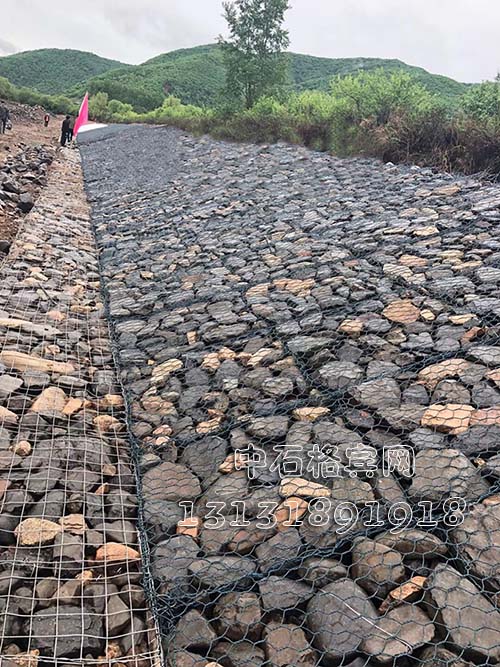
[29, 606, 103, 657]
[264, 622, 316, 667]
[408, 448, 489, 502]
[259, 576, 313, 610]
[172, 609, 217, 651]
[307, 579, 379, 661]
[427, 564, 500, 660]
[189, 556, 257, 588]
[143, 461, 201, 502]
[351, 538, 406, 597]
[214, 591, 261, 640]
[362, 605, 434, 663]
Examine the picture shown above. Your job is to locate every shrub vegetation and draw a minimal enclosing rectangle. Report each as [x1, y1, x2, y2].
[97, 71, 500, 177]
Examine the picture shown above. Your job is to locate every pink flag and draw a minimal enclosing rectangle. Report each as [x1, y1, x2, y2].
[73, 92, 89, 136]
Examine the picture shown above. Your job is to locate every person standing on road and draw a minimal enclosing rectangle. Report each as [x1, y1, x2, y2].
[44, 113, 50, 127]
[0, 104, 9, 134]
[68, 116, 75, 143]
[61, 115, 71, 146]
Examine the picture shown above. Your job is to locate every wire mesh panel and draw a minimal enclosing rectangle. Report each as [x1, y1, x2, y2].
[0, 148, 161, 666]
[79, 125, 500, 667]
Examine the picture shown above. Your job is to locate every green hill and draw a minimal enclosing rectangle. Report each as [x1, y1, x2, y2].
[0, 48, 128, 95]
[289, 54, 467, 100]
[75, 45, 226, 111]
[0, 45, 469, 112]
[78, 45, 468, 111]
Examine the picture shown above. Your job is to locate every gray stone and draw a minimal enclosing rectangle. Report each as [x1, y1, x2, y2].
[307, 579, 379, 661]
[408, 448, 490, 502]
[451, 502, 500, 589]
[29, 605, 103, 657]
[0, 375, 22, 399]
[143, 461, 201, 502]
[264, 622, 316, 667]
[318, 361, 363, 390]
[362, 605, 434, 664]
[427, 564, 500, 660]
[259, 576, 314, 610]
[189, 556, 257, 588]
[214, 591, 261, 640]
[172, 609, 217, 651]
[351, 538, 406, 597]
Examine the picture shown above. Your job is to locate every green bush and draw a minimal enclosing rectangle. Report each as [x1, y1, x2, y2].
[461, 81, 500, 119]
[330, 69, 437, 124]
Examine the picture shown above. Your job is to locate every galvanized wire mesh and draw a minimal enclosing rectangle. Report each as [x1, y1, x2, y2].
[78, 125, 500, 667]
[0, 148, 161, 666]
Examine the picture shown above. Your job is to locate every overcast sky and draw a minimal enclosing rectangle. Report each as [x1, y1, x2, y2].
[1, 0, 498, 83]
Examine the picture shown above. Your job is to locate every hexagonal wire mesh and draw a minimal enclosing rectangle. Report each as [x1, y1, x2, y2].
[81, 124, 500, 666]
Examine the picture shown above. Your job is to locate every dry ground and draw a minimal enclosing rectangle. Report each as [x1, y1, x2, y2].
[0, 104, 62, 241]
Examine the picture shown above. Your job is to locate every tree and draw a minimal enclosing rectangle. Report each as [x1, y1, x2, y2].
[330, 70, 436, 125]
[88, 92, 110, 121]
[462, 81, 500, 119]
[219, 0, 290, 109]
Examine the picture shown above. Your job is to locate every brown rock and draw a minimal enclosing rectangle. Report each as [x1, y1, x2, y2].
[379, 576, 427, 613]
[293, 407, 330, 422]
[152, 359, 183, 384]
[351, 538, 406, 597]
[274, 497, 308, 530]
[95, 542, 140, 563]
[375, 529, 447, 556]
[0, 480, 12, 500]
[31, 387, 67, 415]
[0, 405, 18, 425]
[15, 518, 62, 546]
[382, 300, 420, 324]
[362, 605, 434, 663]
[93, 415, 123, 433]
[62, 398, 83, 415]
[470, 408, 500, 427]
[47, 310, 66, 322]
[279, 477, 331, 499]
[434, 184, 460, 196]
[421, 403, 474, 434]
[417, 359, 470, 390]
[399, 254, 427, 267]
[10, 440, 31, 457]
[59, 514, 87, 535]
[214, 591, 261, 640]
[0, 351, 74, 374]
[264, 622, 316, 667]
[339, 319, 364, 335]
[486, 369, 500, 388]
[176, 517, 202, 540]
[101, 394, 124, 408]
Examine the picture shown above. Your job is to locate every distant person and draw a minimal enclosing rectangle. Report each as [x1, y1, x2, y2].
[0, 104, 9, 134]
[44, 113, 50, 128]
[68, 116, 75, 143]
[61, 115, 71, 146]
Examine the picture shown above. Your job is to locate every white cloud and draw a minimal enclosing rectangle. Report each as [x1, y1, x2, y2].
[1, 0, 499, 81]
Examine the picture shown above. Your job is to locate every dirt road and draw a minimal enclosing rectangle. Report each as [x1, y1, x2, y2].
[0, 103, 62, 243]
